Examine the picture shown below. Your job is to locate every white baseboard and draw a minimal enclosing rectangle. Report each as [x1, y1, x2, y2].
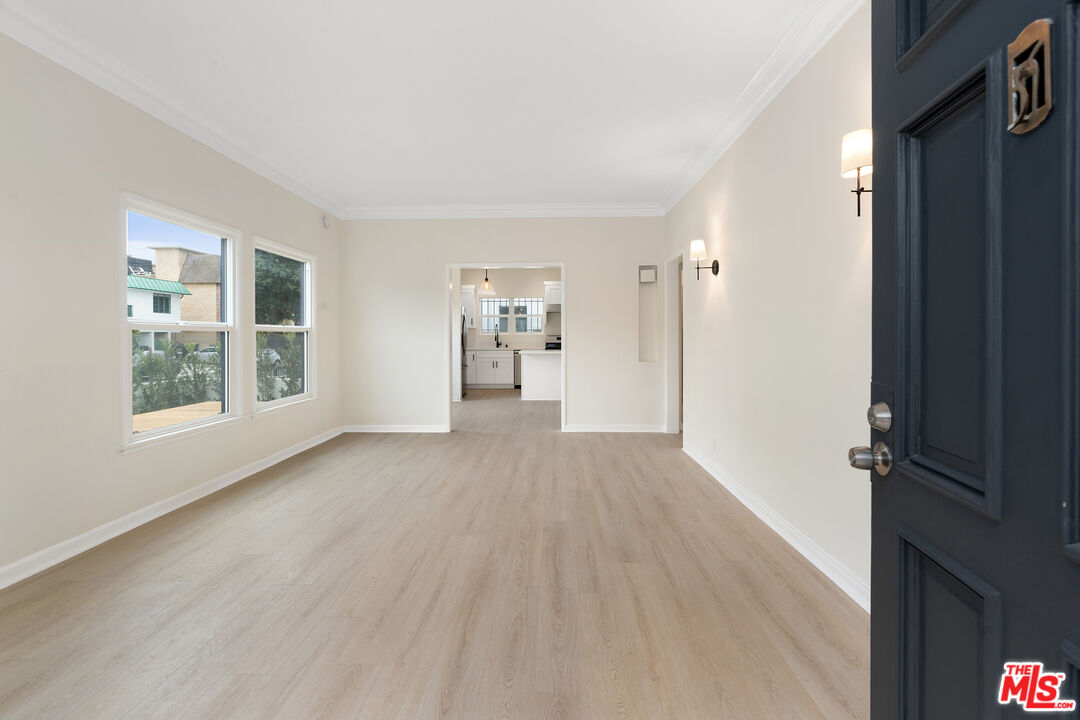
[683, 447, 871, 613]
[0, 426, 344, 592]
[563, 424, 665, 433]
[343, 424, 450, 433]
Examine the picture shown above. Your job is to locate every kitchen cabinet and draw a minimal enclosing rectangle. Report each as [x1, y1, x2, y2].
[471, 350, 514, 386]
[460, 285, 476, 329]
[465, 351, 477, 385]
[494, 356, 514, 385]
[543, 281, 561, 310]
[520, 350, 561, 401]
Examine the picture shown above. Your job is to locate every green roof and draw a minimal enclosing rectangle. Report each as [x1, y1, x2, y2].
[126, 275, 191, 295]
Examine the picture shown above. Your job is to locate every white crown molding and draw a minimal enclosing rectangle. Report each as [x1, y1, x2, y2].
[683, 446, 871, 612]
[1, 0, 862, 221]
[0, 0, 346, 219]
[341, 203, 667, 220]
[660, 0, 867, 214]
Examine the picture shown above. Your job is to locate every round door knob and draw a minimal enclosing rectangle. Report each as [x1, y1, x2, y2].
[849, 446, 875, 470]
[848, 442, 893, 476]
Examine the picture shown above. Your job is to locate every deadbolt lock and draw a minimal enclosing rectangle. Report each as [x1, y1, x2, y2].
[867, 402, 892, 432]
[848, 442, 893, 477]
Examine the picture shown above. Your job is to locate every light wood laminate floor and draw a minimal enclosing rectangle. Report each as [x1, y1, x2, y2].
[0, 390, 869, 719]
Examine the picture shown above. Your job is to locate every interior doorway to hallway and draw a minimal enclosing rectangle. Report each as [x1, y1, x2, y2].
[445, 262, 566, 431]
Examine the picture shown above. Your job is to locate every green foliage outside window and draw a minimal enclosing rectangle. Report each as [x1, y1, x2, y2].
[131, 331, 223, 417]
[255, 249, 304, 325]
[256, 331, 305, 402]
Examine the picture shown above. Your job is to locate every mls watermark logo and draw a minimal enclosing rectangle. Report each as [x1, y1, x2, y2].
[998, 662, 1076, 712]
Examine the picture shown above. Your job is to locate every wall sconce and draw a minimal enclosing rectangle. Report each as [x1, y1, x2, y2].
[840, 129, 873, 217]
[689, 239, 718, 279]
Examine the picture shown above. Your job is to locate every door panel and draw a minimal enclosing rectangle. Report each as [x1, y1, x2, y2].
[895, 59, 1004, 516]
[896, 0, 975, 65]
[897, 526, 1002, 719]
[1064, 642, 1080, 710]
[872, 0, 1080, 717]
[1064, 0, 1080, 561]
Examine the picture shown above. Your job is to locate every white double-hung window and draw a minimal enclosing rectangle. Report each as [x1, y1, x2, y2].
[513, 298, 543, 333]
[254, 239, 314, 409]
[480, 297, 543, 333]
[124, 195, 238, 443]
[480, 297, 510, 333]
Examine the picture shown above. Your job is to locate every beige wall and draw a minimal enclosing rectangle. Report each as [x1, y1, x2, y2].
[0, 34, 344, 569]
[664, 4, 872, 599]
[180, 283, 221, 324]
[149, 247, 185, 287]
[341, 218, 665, 430]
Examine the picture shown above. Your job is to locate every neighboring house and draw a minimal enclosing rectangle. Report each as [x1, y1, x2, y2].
[126, 255, 153, 276]
[126, 275, 190, 352]
[150, 246, 222, 349]
[149, 246, 221, 323]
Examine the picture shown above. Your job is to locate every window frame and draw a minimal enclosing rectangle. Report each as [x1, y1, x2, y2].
[120, 193, 241, 450]
[512, 297, 544, 333]
[252, 236, 316, 413]
[479, 297, 510, 334]
[480, 296, 544, 334]
[152, 293, 172, 314]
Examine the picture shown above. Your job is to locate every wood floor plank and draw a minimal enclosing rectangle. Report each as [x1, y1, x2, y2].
[0, 389, 868, 719]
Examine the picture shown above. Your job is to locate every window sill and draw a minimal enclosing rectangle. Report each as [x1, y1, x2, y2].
[121, 414, 243, 454]
[253, 394, 316, 419]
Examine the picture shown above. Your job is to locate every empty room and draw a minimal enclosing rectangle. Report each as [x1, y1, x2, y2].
[1, 0, 1078, 717]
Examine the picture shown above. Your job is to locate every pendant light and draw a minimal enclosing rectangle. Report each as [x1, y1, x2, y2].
[479, 268, 494, 296]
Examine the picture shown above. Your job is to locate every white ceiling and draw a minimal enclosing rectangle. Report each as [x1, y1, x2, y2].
[1, 0, 861, 218]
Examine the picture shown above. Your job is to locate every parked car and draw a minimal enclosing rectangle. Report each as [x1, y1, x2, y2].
[195, 346, 219, 362]
[133, 347, 165, 360]
[258, 348, 282, 366]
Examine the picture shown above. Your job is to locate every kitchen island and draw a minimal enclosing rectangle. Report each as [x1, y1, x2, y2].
[519, 349, 561, 401]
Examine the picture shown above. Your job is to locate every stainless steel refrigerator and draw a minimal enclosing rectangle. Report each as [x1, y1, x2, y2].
[460, 307, 468, 399]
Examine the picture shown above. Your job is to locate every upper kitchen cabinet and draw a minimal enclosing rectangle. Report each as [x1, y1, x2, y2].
[460, 285, 477, 329]
[543, 281, 561, 311]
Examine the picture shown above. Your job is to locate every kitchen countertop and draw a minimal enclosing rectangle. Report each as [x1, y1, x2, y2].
[466, 347, 561, 353]
[518, 349, 562, 355]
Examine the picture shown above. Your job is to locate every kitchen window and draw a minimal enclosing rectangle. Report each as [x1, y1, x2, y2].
[513, 297, 543, 333]
[481, 297, 543, 333]
[480, 297, 510, 333]
[124, 195, 237, 444]
[254, 239, 314, 409]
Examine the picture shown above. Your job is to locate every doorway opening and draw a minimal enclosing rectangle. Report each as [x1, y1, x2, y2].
[445, 263, 565, 431]
[664, 252, 684, 437]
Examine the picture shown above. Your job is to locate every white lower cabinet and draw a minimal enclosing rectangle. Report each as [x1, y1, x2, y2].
[465, 351, 478, 385]
[494, 357, 514, 385]
[470, 351, 514, 387]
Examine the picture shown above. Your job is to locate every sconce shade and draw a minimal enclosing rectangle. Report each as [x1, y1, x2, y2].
[689, 239, 707, 261]
[840, 129, 874, 179]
